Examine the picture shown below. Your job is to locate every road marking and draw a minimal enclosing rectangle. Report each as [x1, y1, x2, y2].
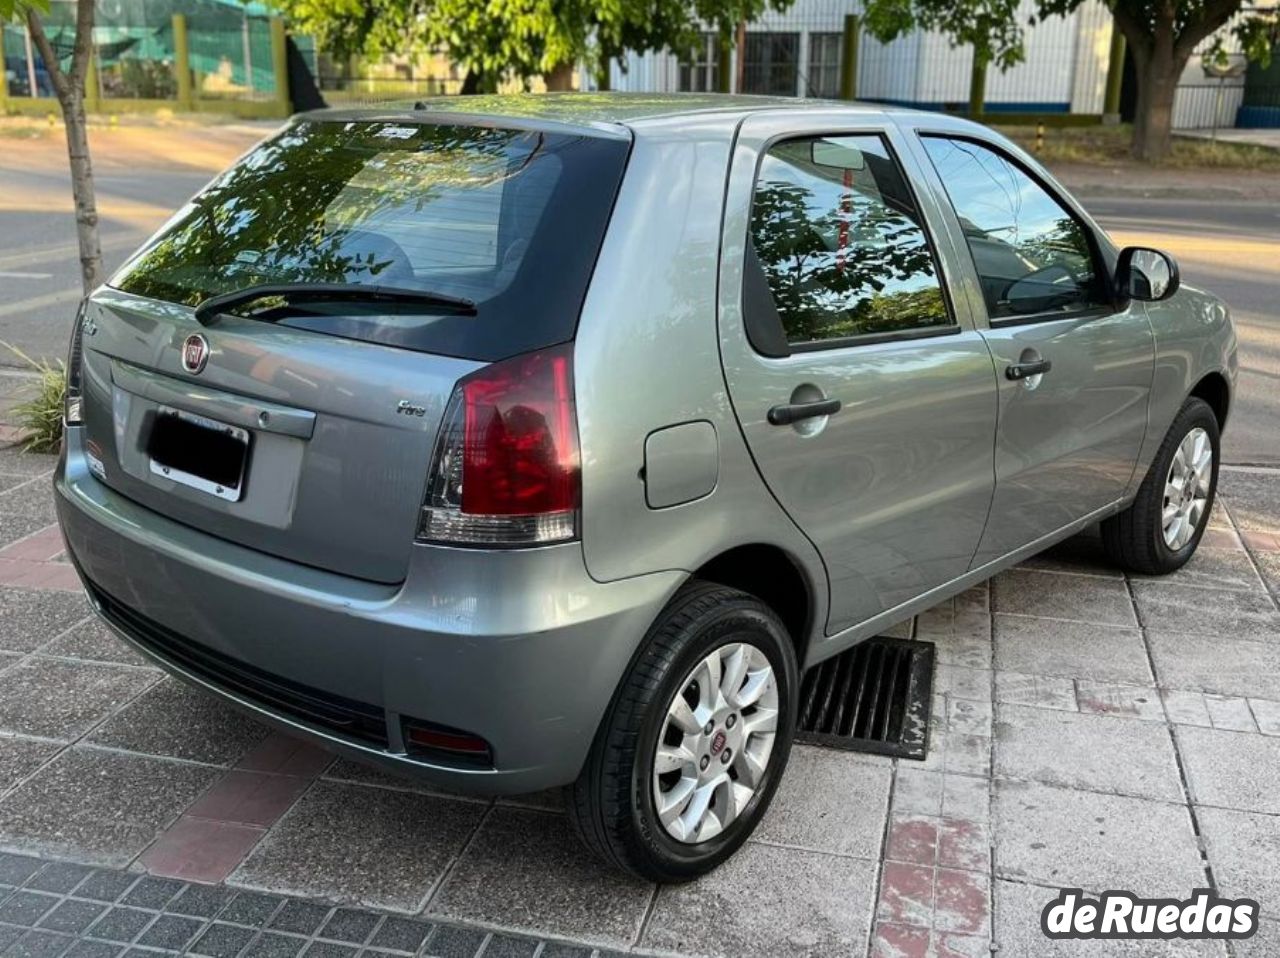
[0, 232, 139, 270]
[0, 287, 82, 318]
[0, 271, 53, 279]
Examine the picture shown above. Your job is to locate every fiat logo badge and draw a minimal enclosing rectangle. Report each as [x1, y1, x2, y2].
[181, 333, 210, 374]
[710, 730, 728, 755]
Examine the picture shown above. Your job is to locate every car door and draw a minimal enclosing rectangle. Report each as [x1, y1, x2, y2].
[717, 113, 1000, 640]
[908, 129, 1155, 566]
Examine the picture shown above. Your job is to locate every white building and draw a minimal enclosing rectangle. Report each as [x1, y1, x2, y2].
[594, 0, 1250, 129]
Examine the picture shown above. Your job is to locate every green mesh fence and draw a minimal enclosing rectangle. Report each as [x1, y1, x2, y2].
[3, 0, 297, 102]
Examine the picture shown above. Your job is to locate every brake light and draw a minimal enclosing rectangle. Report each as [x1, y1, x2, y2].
[64, 303, 87, 426]
[418, 343, 580, 547]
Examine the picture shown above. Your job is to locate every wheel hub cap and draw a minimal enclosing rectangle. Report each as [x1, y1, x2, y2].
[651, 642, 779, 844]
[1162, 426, 1212, 551]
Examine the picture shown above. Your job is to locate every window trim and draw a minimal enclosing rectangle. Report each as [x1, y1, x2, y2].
[743, 130, 961, 356]
[917, 131, 1117, 328]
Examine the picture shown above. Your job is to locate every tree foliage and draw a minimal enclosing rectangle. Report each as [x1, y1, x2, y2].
[274, 0, 793, 88]
[861, 0, 1025, 70]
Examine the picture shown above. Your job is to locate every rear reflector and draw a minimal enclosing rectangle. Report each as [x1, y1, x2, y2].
[64, 303, 87, 426]
[418, 343, 580, 547]
[403, 720, 493, 765]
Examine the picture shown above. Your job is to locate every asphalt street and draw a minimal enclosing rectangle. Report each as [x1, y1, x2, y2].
[1, 150, 1276, 464]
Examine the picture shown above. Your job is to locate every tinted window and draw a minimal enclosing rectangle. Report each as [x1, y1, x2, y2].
[922, 136, 1105, 320]
[111, 120, 630, 361]
[749, 134, 950, 346]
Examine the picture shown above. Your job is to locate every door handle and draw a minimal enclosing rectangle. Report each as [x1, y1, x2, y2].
[767, 398, 842, 426]
[1006, 358, 1052, 381]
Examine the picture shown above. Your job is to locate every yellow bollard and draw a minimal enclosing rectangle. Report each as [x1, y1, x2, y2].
[1035, 122, 1045, 154]
[47, 112, 56, 127]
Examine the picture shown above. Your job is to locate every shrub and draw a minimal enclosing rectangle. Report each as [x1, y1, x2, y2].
[2, 343, 66, 454]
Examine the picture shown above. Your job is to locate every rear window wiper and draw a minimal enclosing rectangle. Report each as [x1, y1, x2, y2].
[192, 283, 478, 326]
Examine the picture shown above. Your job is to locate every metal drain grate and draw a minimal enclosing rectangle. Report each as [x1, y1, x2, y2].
[796, 636, 935, 760]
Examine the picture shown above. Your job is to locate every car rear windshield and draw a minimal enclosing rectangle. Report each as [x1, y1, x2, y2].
[110, 119, 630, 361]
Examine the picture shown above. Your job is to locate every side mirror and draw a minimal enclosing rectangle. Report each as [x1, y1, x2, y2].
[1116, 246, 1180, 302]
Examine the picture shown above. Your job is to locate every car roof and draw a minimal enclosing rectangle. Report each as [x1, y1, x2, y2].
[297, 91, 937, 138]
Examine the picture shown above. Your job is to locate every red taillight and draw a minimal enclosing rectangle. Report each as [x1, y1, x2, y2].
[461, 346, 578, 516]
[418, 343, 580, 547]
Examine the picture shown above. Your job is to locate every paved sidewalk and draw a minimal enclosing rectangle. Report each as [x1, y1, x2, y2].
[1, 443, 1279, 957]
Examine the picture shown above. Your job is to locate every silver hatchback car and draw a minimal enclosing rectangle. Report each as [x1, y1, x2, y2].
[56, 94, 1236, 881]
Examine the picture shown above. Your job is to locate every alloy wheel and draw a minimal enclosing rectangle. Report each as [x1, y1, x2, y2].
[1162, 426, 1213, 550]
[651, 642, 779, 844]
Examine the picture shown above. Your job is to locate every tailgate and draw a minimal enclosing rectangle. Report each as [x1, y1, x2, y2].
[79, 288, 479, 583]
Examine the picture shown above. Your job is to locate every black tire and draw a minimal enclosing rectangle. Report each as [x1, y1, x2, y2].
[567, 580, 799, 882]
[1102, 397, 1220, 575]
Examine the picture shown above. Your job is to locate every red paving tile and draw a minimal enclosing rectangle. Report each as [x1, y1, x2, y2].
[235, 732, 333, 778]
[933, 868, 990, 937]
[871, 922, 930, 958]
[1243, 530, 1280, 552]
[877, 862, 934, 927]
[184, 769, 313, 828]
[0, 525, 65, 561]
[139, 816, 266, 883]
[1200, 527, 1243, 550]
[886, 816, 938, 866]
[937, 819, 989, 872]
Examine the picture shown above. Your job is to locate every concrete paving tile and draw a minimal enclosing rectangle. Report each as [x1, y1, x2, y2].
[166, 884, 235, 919]
[38, 622, 151, 669]
[231, 782, 482, 913]
[242, 932, 306, 958]
[0, 737, 60, 794]
[0, 516, 54, 551]
[218, 892, 285, 928]
[1220, 469, 1280, 533]
[316, 908, 379, 945]
[1160, 689, 1213, 727]
[942, 774, 991, 825]
[135, 914, 202, 951]
[367, 917, 433, 954]
[6, 928, 74, 958]
[0, 891, 60, 926]
[1074, 682, 1166, 722]
[88, 680, 269, 766]
[995, 705, 1182, 801]
[0, 450, 56, 480]
[995, 671, 1076, 712]
[428, 807, 650, 947]
[754, 745, 891, 858]
[642, 842, 876, 957]
[420, 926, 482, 958]
[0, 590, 89, 654]
[993, 879, 1225, 957]
[61, 941, 122, 958]
[23, 863, 92, 895]
[84, 907, 155, 944]
[1202, 694, 1257, 732]
[1131, 581, 1280, 639]
[189, 922, 256, 958]
[0, 483, 57, 527]
[1176, 725, 1280, 814]
[34, 900, 105, 937]
[1249, 697, 1280, 735]
[932, 664, 992, 702]
[1148, 631, 1280, 699]
[993, 780, 1205, 897]
[1197, 806, 1280, 906]
[0, 659, 157, 740]
[0, 747, 219, 867]
[993, 614, 1152, 685]
[915, 608, 992, 670]
[1019, 530, 1123, 579]
[1254, 551, 1280, 596]
[992, 571, 1136, 627]
[892, 768, 943, 817]
[478, 934, 538, 958]
[1234, 918, 1280, 958]
[1134, 547, 1266, 592]
[320, 759, 480, 803]
[71, 872, 138, 904]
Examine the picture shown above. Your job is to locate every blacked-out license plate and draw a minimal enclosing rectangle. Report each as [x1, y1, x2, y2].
[147, 406, 250, 502]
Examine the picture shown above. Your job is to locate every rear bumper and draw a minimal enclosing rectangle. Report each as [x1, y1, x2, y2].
[56, 429, 682, 795]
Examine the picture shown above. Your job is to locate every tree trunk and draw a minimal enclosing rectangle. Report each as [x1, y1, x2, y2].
[543, 62, 575, 91]
[1131, 60, 1179, 161]
[27, 6, 103, 294]
[61, 90, 103, 291]
[460, 69, 482, 94]
[968, 48, 989, 120]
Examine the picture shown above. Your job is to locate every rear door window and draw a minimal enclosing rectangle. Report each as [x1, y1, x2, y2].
[111, 120, 630, 361]
[747, 134, 953, 348]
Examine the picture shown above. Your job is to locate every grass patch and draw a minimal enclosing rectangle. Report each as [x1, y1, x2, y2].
[2, 344, 65, 454]
[994, 123, 1280, 171]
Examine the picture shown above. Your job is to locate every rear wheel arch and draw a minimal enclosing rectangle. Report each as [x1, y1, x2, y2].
[692, 543, 814, 666]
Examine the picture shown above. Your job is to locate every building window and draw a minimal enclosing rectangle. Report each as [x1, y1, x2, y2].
[678, 33, 719, 93]
[807, 33, 842, 99]
[743, 32, 799, 97]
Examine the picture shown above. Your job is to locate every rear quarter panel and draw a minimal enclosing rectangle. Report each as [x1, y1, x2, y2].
[574, 115, 828, 628]
[1128, 285, 1237, 497]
